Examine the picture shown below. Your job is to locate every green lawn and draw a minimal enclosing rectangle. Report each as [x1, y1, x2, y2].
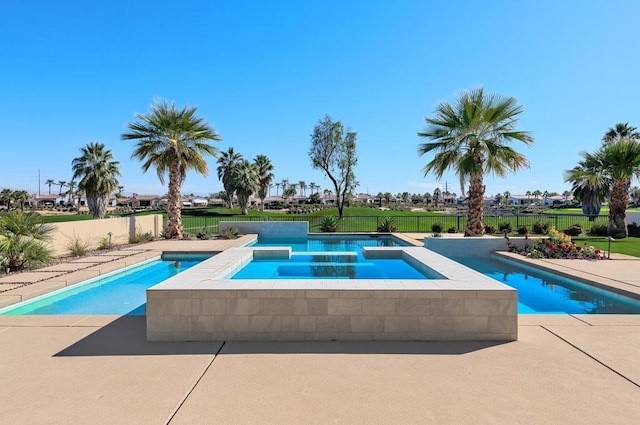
[572, 237, 640, 257]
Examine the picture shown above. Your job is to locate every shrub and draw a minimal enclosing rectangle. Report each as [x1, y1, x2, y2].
[627, 222, 640, 237]
[67, 233, 92, 257]
[97, 235, 113, 250]
[484, 225, 496, 234]
[320, 216, 340, 232]
[532, 221, 551, 235]
[431, 222, 443, 233]
[498, 222, 512, 233]
[564, 223, 583, 237]
[129, 231, 154, 244]
[377, 217, 398, 233]
[507, 227, 604, 260]
[447, 227, 457, 233]
[589, 221, 608, 236]
[220, 226, 239, 240]
[196, 226, 212, 240]
[517, 225, 529, 235]
[0, 211, 54, 272]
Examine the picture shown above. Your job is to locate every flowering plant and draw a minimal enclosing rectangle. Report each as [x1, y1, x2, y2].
[507, 226, 605, 260]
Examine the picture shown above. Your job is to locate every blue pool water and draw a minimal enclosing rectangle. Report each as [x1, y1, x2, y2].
[251, 235, 409, 252]
[232, 252, 437, 280]
[453, 256, 640, 314]
[1, 259, 202, 316]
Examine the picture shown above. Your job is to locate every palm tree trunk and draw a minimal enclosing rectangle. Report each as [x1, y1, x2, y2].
[165, 162, 184, 239]
[608, 179, 629, 238]
[465, 175, 485, 237]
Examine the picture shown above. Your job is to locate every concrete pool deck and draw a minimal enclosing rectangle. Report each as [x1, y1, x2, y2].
[0, 235, 639, 423]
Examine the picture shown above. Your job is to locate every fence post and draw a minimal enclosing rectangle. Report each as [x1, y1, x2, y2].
[457, 215, 460, 231]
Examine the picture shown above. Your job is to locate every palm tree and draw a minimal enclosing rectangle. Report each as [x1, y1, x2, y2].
[309, 182, 318, 195]
[216, 147, 242, 208]
[562, 190, 572, 203]
[298, 181, 307, 196]
[0, 189, 12, 209]
[122, 100, 221, 238]
[274, 182, 281, 196]
[418, 88, 533, 236]
[57, 180, 67, 196]
[45, 179, 54, 195]
[11, 190, 30, 211]
[525, 190, 532, 204]
[66, 180, 76, 206]
[432, 188, 441, 207]
[564, 151, 610, 221]
[542, 191, 549, 207]
[232, 159, 259, 215]
[254, 155, 274, 211]
[0, 211, 54, 271]
[532, 190, 542, 205]
[594, 138, 640, 237]
[71, 142, 121, 219]
[603, 122, 640, 144]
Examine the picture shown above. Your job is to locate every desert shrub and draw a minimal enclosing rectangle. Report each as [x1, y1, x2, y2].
[67, 233, 92, 257]
[97, 235, 113, 250]
[431, 222, 443, 233]
[589, 221, 608, 236]
[377, 217, 398, 232]
[220, 226, 239, 240]
[196, 226, 212, 240]
[129, 231, 154, 244]
[498, 222, 512, 233]
[484, 225, 496, 234]
[447, 227, 457, 233]
[564, 223, 583, 237]
[517, 225, 529, 235]
[532, 221, 551, 235]
[320, 216, 340, 232]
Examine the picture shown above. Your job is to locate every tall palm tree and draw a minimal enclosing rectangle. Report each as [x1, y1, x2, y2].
[57, 180, 67, 196]
[66, 180, 76, 206]
[564, 151, 611, 221]
[603, 122, 640, 144]
[254, 154, 274, 211]
[298, 181, 307, 196]
[71, 142, 121, 219]
[216, 147, 242, 208]
[418, 88, 533, 236]
[595, 138, 640, 237]
[122, 100, 221, 238]
[274, 182, 281, 196]
[232, 159, 259, 215]
[532, 190, 542, 205]
[309, 182, 318, 195]
[45, 179, 54, 195]
[11, 190, 30, 211]
[525, 190, 531, 203]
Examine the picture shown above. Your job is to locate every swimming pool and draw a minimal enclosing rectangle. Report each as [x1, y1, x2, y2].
[232, 252, 438, 279]
[0, 257, 205, 316]
[453, 256, 640, 314]
[251, 234, 410, 251]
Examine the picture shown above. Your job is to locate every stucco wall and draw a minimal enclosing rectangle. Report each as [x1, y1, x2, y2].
[49, 214, 162, 256]
[423, 236, 531, 258]
[627, 211, 640, 225]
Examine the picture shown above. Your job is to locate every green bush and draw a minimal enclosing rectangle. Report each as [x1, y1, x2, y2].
[447, 227, 457, 233]
[431, 222, 443, 233]
[320, 216, 340, 232]
[196, 226, 212, 240]
[628, 222, 640, 237]
[564, 223, 583, 237]
[498, 222, 512, 233]
[532, 221, 551, 235]
[377, 217, 398, 232]
[484, 225, 496, 234]
[0, 211, 54, 272]
[517, 225, 529, 235]
[589, 221, 608, 236]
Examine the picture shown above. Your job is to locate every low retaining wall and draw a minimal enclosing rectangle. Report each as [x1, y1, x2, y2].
[49, 214, 162, 256]
[218, 221, 308, 242]
[423, 236, 531, 258]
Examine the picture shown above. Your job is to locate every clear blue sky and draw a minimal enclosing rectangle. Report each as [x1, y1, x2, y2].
[2, 0, 638, 198]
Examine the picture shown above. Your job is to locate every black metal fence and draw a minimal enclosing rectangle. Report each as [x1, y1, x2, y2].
[180, 213, 610, 235]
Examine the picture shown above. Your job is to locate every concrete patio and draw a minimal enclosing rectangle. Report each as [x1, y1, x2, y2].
[0, 236, 639, 424]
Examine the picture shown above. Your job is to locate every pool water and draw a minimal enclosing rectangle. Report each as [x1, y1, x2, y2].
[232, 252, 434, 280]
[454, 256, 640, 314]
[1, 259, 201, 316]
[252, 235, 409, 252]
